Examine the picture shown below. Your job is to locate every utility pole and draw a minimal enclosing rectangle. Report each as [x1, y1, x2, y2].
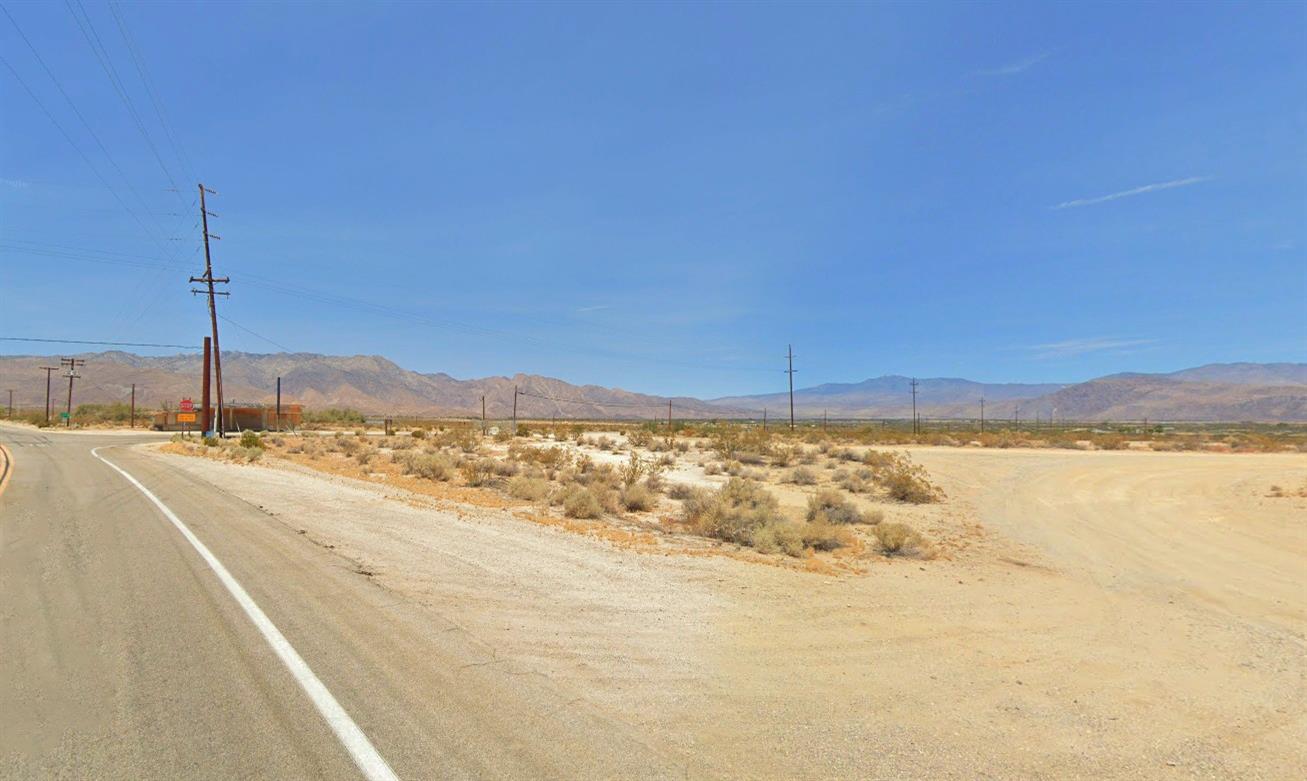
[762, 408, 767, 431]
[275, 376, 282, 432]
[822, 409, 827, 433]
[6, 389, 12, 419]
[512, 385, 518, 436]
[785, 345, 796, 431]
[190, 184, 229, 437]
[481, 395, 487, 435]
[41, 365, 57, 423]
[60, 357, 84, 427]
[979, 396, 985, 434]
[130, 383, 136, 428]
[910, 378, 919, 435]
[667, 399, 672, 430]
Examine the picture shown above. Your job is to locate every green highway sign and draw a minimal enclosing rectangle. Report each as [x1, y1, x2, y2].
[60, 412, 69, 420]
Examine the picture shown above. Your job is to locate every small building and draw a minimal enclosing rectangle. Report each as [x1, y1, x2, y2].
[152, 402, 302, 432]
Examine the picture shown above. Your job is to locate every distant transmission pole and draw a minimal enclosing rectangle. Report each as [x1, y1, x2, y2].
[6, 389, 11, 419]
[979, 396, 985, 434]
[60, 357, 84, 427]
[910, 378, 919, 435]
[785, 344, 797, 430]
[189, 184, 229, 437]
[41, 365, 57, 423]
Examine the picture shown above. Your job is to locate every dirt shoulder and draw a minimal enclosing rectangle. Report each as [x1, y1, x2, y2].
[140, 442, 1307, 779]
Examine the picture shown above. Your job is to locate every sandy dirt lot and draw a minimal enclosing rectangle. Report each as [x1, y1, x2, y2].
[145, 443, 1307, 779]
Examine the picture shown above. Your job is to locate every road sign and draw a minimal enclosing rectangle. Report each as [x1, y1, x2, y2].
[180, 398, 195, 413]
[60, 412, 69, 420]
[177, 413, 197, 423]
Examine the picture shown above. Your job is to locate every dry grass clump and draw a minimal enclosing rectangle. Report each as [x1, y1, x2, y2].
[864, 450, 943, 504]
[460, 458, 496, 487]
[395, 451, 458, 481]
[805, 488, 864, 524]
[788, 466, 818, 485]
[620, 481, 656, 511]
[872, 522, 925, 556]
[680, 478, 849, 557]
[507, 475, 552, 501]
[703, 462, 723, 476]
[559, 485, 603, 518]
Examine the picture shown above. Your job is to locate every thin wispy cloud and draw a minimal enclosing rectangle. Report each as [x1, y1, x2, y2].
[1, 177, 29, 189]
[1052, 176, 1210, 210]
[977, 52, 1050, 77]
[1028, 337, 1158, 359]
[575, 304, 611, 313]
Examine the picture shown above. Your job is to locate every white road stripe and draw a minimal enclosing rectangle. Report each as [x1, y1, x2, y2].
[91, 447, 400, 781]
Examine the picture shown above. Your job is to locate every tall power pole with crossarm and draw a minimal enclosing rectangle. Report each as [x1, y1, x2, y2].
[785, 345, 797, 430]
[190, 184, 229, 437]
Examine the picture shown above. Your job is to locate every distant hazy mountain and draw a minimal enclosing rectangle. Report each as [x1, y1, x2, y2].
[710, 376, 1065, 418]
[1163, 362, 1307, 386]
[1, 351, 1303, 422]
[0, 351, 749, 420]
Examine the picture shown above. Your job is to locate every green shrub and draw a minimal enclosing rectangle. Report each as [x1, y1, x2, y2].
[411, 428, 427, 439]
[202, 435, 220, 448]
[238, 429, 264, 449]
[681, 478, 783, 546]
[460, 458, 495, 486]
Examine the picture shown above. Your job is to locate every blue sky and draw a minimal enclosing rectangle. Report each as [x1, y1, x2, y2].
[2, 1, 1303, 397]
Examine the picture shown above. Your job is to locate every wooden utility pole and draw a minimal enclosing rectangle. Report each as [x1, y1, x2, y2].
[822, 409, 827, 433]
[979, 396, 985, 434]
[201, 337, 212, 436]
[667, 399, 672, 429]
[130, 383, 136, 428]
[275, 376, 282, 432]
[61, 357, 84, 427]
[190, 184, 229, 437]
[6, 389, 12, 419]
[511, 386, 518, 436]
[785, 345, 796, 430]
[41, 365, 57, 423]
[481, 395, 486, 435]
[910, 378, 919, 435]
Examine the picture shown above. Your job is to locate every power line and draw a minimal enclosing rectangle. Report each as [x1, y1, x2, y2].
[63, 0, 186, 205]
[1, 3, 180, 256]
[0, 337, 196, 350]
[218, 314, 293, 353]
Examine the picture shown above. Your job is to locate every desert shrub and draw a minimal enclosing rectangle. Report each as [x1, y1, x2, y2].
[865, 451, 943, 504]
[335, 436, 360, 454]
[355, 450, 373, 466]
[806, 488, 864, 524]
[627, 429, 654, 448]
[725, 460, 744, 476]
[666, 482, 695, 501]
[508, 444, 572, 470]
[619, 451, 666, 487]
[396, 452, 457, 481]
[674, 440, 690, 453]
[302, 408, 366, 426]
[681, 478, 783, 546]
[507, 476, 552, 501]
[410, 428, 427, 439]
[800, 519, 852, 551]
[737, 450, 767, 465]
[560, 485, 603, 518]
[620, 481, 656, 511]
[492, 459, 520, 477]
[863, 508, 885, 525]
[789, 466, 818, 485]
[703, 462, 722, 476]
[239, 429, 264, 449]
[873, 522, 924, 556]
[460, 458, 495, 486]
[750, 521, 806, 556]
[839, 475, 870, 494]
[234, 446, 263, 463]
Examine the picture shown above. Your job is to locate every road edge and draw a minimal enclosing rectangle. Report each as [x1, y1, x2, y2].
[0, 442, 12, 499]
[90, 445, 401, 781]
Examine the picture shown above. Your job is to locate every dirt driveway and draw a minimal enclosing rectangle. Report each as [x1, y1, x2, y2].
[147, 444, 1307, 779]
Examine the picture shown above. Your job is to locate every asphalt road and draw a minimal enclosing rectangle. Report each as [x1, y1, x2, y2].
[0, 425, 683, 780]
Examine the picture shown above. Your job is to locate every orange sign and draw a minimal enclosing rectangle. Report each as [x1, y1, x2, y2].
[177, 413, 197, 423]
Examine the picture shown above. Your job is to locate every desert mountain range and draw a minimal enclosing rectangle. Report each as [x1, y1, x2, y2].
[1, 351, 1304, 422]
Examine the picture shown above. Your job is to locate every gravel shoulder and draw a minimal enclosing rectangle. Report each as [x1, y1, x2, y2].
[144, 443, 1307, 779]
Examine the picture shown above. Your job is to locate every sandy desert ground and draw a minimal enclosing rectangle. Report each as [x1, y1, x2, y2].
[144, 441, 1307, 779]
